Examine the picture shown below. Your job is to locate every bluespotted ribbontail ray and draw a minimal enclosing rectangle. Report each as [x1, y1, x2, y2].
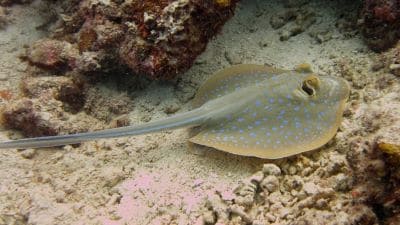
[0, 64, 350, 159]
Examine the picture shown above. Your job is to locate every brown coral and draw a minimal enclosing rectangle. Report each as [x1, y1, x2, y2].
[25, 39, 79, 70]
[360, 0, 400, 51]
[42, 0, 238, 79]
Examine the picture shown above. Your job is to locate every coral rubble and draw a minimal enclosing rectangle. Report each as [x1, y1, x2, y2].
[360, 0, 400, 51]
[201, 161, 378, 225]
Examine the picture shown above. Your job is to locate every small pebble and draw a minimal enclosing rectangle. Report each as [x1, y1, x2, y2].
[19, 149, 36, 159]
[262, 164, 281, 176]
[164, 102, 181, 114]
[303, 182, 318, 196]
[101, 166, 124, 187]
[249, 171, 264, 184]
[202, 211, 215, 224]
[266, 213, 276, 222]
[140, 114, 152, 122]
[260, 175, 279, 192]
[279, 30, 291, 41]
[258, 38, 270, 48]
[333, 173, 352, 192]
[370, 60, 384, 71]
[55, 190, 66, 203]
[389, 64, 400, 71]
[288, 166, 297, 175]
[315, 199, 328, 209]
[224, 51, 242, 65]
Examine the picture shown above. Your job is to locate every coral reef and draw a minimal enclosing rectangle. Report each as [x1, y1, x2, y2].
[5, 0, 238, 137]
[360, 0, 400, 51]
[36, 0, 239, 79]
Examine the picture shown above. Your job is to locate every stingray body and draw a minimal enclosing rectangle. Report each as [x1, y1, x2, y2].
[0, 64, 350, 159]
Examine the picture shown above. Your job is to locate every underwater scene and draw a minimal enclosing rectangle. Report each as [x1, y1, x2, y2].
[0, 0, 399, 224]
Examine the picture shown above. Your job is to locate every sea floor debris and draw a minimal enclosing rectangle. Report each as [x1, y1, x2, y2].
[0, 0, 400, 224]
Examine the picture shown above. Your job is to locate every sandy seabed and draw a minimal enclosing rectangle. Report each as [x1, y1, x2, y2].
[1, 0, 399, 224]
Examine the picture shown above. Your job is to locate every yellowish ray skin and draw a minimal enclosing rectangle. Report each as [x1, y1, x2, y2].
[190, 99, 346, 159]
[192, 64, 287, 107]
[189, 64, 350, 159]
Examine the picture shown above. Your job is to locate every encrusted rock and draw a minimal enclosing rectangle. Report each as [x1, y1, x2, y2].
[234, 181, 257, 207]
[260, 175, 280, 192]
[262, 163, 282, 176]
[100, 166, 124, 187]
[333, 173, 352, 192]
[360, 0, 400, 51]
[21, 76, 86, 112]
[25, 39, 79, 70]
[302, 182, 319, 196]
[19, 148, 36, 159]
[1, 97, 105, 137]
[249, 171, 264, 184]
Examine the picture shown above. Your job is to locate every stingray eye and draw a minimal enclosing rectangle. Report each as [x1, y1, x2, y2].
[301, 75, 320, 97]
[301, 81, 315, 96]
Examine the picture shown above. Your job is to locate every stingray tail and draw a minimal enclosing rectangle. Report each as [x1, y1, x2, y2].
[0, 108, 209, 149]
